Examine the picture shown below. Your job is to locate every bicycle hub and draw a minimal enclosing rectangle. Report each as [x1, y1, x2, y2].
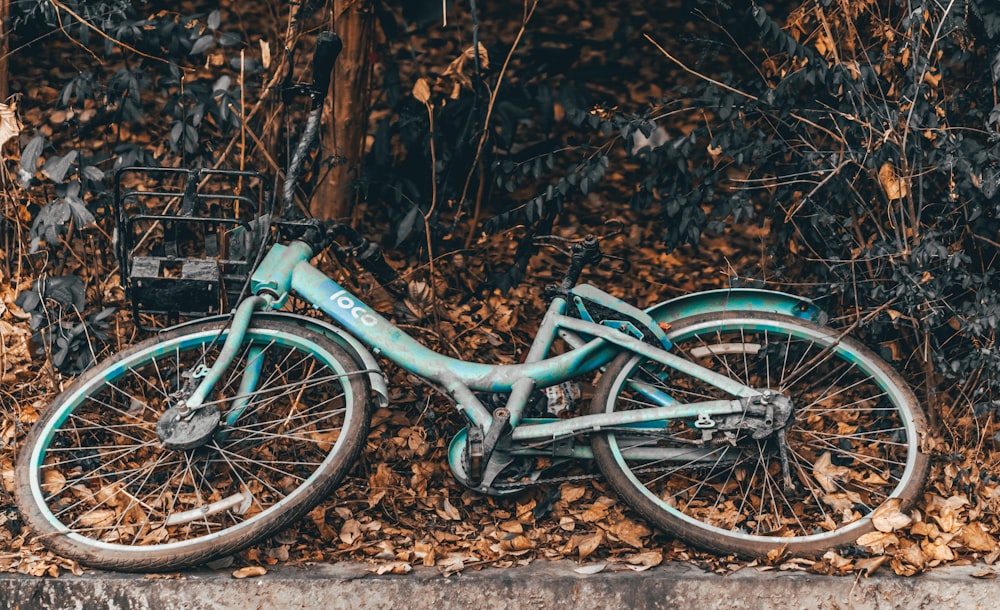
[156, 404, 222, 450]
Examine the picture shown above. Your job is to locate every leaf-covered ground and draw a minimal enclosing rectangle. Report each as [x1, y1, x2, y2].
[1, 0, 999, 579]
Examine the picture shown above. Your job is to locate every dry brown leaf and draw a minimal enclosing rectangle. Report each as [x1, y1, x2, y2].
[625, 551, 663, 569]
[821, 550, 853, 571]
[813, 452, 850, 493]
[412, 79, 432, 105]
[560, 484, 587, 504]
[340, 519, 362, 545]
[871, 499, 913, 532]
[607, 518, 651, 549]
[577, 532, 604, 560]
[960, 522, 998, 553]
[499, 535, 536, 553]
[42, 469, 66, 496]
[910, 520, 939, 538]
[854, 555, 889, 575]
[438, 553, 479, 576]
[372, 561, 412, 575]
[580, 502, 610, 523]
[878, 162, 909, 201]
[922, 539, 956, 562]
[438, 498, 461, 521]
[573, 563, 606, 575]
[857, 531, 899, 554]
[0, 102, 21, 152]
[77, 509, 115, 528]
[232, 566, 267, 579]
[500, 520, 523, 534]
[821, 491, 863, 522]
[933, 507, 960, 534]
[516, 499, 537, 523]
[308, 505, 336, 540]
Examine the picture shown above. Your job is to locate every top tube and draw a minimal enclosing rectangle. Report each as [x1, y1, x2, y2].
[288, 259, 615, 393]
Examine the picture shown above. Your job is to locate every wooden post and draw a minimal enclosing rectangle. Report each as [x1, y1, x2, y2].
[0, 0, 9, 101]
[310, 0, 374, 220]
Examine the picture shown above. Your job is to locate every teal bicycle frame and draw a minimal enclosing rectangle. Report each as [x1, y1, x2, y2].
[180, 238, 818, 490]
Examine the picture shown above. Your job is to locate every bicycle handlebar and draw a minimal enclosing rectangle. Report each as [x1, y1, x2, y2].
[282, 31, 340, 217]
[310, 32, 342, 108]
[558, 235, 602, 291]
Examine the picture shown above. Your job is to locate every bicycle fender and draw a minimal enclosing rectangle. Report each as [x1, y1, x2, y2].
[164, 312, 390, 408]
[644, 288, 828, 326]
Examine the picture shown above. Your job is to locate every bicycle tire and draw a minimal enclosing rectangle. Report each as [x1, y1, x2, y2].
[589, 311, 928, 557]
[15, 317, 371, 571]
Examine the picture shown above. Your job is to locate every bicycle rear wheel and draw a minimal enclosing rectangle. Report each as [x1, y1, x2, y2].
[589, 311, 928, 557]
[16, 317, 371, 571]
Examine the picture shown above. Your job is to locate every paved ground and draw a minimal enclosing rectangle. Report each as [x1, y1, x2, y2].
[2, 560, 996, 610]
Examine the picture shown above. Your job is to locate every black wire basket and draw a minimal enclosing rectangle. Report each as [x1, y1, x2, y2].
[113, 167, 269, 331]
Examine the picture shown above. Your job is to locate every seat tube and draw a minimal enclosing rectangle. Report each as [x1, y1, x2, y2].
[503, 297, 567, 427]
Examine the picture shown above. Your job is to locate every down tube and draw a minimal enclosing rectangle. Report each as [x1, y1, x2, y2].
[289, 262, 613, 391]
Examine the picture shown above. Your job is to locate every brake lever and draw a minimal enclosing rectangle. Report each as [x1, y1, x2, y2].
[602, 218, 626, 239]
[602, 252, 631, 274]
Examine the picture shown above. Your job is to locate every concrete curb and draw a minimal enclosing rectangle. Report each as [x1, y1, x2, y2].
[2, 561, 996, 610]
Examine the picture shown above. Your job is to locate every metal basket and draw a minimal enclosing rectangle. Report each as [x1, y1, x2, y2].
[113, 167, 269, 331]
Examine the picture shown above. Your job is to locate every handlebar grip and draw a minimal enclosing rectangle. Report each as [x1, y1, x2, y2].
[310, 31, 343, 104]
[558, 235, 601, 290]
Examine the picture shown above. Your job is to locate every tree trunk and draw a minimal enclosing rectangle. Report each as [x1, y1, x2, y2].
[310, 0, 374, 220]
[0, 0, 9, 101]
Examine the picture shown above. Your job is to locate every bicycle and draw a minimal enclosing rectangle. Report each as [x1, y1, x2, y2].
[14, 33, 929, 572]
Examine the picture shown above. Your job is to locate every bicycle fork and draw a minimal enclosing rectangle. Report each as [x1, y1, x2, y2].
[152, 296, 273, 455]
[177, 295, 273, 415]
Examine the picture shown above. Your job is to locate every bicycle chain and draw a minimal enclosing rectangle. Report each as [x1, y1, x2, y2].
[490, 438, 738, 490]
[491, 459, 733, 490]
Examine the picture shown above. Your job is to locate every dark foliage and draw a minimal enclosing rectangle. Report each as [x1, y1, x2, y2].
[10, 0, 999, 414]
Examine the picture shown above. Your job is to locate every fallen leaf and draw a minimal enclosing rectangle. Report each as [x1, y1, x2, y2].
[77, 509, 116, 528]
[813, 452, 850, 493]
[871, 499, 913, 532]
[500, 520, 523, 534]
[960, 523, 998, 553]
[857, 531, 899, 554]
[0, 102, 21, 152]
[373, 561, 412, 575]
[340, 519, 362, 545]
[560, 484, 587, 504]
[922, 539, 955, 562]
[607, 518, 651, 548]
[580, 502, 610, 523]
[232, 566, 267, 579]
[625, 551, 663, 569]
[573, 563, 606, 575]
[577, 532, 604, 560]
[499, 535, 536, 552]
[854, 555, 889, 575]
[443, 498, 461, 520]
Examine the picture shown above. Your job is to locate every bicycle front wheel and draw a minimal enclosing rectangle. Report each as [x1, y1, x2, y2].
[16, 317, 371, 571]
[589, 311, 928, 557]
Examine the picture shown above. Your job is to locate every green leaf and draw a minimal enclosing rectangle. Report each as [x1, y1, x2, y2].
[190, 34, 215, 55]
